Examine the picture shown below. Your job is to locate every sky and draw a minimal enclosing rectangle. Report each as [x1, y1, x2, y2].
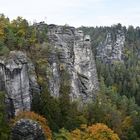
[0, 0, 140, 27]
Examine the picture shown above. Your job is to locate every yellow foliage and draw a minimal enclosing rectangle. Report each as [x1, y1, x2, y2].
[71, 129, 81, 140]
[0, 14, 9, 39]
[11, 111, 52, 140]
[122, 116, 133, 129]
[87, 123, 120, 140]
[71, 123, 120, 140]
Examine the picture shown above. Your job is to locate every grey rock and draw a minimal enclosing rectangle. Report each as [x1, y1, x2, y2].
[47, 25, 99, 102]
[97, 30, 125, 62]
[11, 119, 45, 140]
[0, 51, 39, 117]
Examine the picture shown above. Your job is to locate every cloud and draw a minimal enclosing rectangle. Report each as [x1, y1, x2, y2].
[0, 0, 140, 27]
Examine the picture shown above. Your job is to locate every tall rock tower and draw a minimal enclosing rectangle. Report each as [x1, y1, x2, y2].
[47, 25, 99, 102]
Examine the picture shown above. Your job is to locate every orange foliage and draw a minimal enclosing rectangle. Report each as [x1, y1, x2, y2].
[71, 123, 120, 140]
[87, 123, 120, 140]
[11, 111, 52, 140]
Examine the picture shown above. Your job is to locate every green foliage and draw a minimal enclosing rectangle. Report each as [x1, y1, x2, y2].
[0, 92, 10, 140]
[0, 14, 48, 51]
[1, 14, 140, 140]
[30, 23, 140, 140]
[54, 124, 120, 140]
[54, 128, 72, 140]
[59, 70, 71, 127]
[0, 41, 9, 56]
[33, 70, 87, 132]
[80, 24, 140, 106]
[39, 89, 61, 132]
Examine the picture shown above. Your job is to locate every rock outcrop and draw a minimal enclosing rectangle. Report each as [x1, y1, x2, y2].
[97, 30, 125, 62]
[0, 25, 99, 117]
[11, 119, 45, 140]
[47, 25, 99, 102]
[0, 51, 39, 117]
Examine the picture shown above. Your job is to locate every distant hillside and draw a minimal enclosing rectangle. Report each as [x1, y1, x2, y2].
[80, 24, 140, 105]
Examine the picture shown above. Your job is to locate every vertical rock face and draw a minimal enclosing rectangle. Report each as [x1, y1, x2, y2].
[97, 30, 125, 62]
[47, 25, 99, 102]
[0, 51, 39, 117]
[0, 25, 99, 117]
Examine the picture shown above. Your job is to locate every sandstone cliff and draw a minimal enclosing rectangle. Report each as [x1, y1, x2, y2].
[47, 25, 99, 102]
[96, 30, 125, 63]
[0, 51, 39, 117]
[0, 25, 99, 117]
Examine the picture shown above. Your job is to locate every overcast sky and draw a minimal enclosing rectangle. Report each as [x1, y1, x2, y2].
[1, 0, 140, 27]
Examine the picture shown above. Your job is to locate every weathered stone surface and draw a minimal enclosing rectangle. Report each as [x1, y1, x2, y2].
[0, 24, 99, 117]
[47, 25, 99, 102]
[0, 51, 39, 117]
[97, 30, 125, 62]
[11, 119, 45, 140]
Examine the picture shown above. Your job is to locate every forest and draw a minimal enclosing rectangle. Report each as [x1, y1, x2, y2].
[0, 14, 140, 140]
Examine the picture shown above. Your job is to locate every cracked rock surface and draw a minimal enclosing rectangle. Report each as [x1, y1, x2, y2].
[0, 51, 39, 117]
[11, 119, 45, 140]
[47, 25, 99, 102]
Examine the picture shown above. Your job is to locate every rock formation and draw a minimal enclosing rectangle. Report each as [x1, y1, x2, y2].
[11, 119, 45, 140]
[0, 24, 99, 140]
[97, 30, 125, 62]
[0, 51, 39, 117]
[47, 25, 99, 102]
[0, 25, 99, 118]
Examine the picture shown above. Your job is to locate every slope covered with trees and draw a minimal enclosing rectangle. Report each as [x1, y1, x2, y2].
[0, 14, 140, 140]
[80, 24, 140, 105]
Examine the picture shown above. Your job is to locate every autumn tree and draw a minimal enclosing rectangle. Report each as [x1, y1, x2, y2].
[11, 111, 52, 140]
[71, 123, 120, 140]
[0, 14, 9, 40]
